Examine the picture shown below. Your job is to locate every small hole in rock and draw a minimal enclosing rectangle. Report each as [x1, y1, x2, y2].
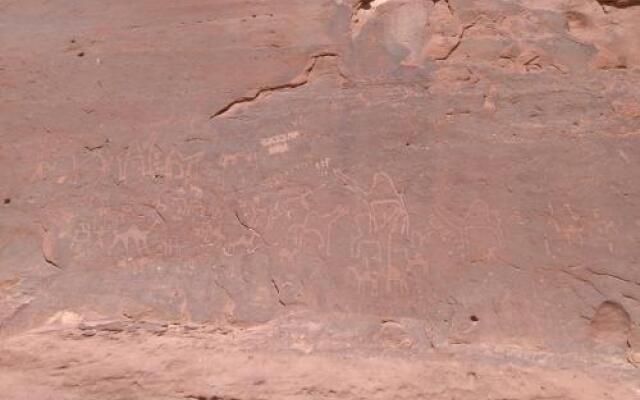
[358, 0, 374, 10]
[470, 315, 479, 322]
[77, 51, 85, 57]
[3, 198, 10, 204]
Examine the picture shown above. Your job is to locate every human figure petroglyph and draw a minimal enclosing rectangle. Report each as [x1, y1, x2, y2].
[161, 237, 187, 258]
[72, 223, 92, 245]
[333, 170, 421, 295]
[315, 157, 331, 176]
[117, 141, 149, 181]
[69, 217, 114, 258]
[334, 170, 410, 237]
[164, 149, 205, 180]
[371, 199, 410, 237]
[70, 223, 93, 258]
[348, 262, 380, 296]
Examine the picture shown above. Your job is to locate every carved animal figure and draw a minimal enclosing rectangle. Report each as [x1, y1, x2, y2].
[111, 225, 150, 255]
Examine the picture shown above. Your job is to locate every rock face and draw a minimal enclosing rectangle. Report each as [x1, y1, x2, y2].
[1, 0, 640, 398]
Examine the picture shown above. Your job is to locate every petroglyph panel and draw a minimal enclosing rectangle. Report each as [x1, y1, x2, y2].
[3, 0, 640, 358]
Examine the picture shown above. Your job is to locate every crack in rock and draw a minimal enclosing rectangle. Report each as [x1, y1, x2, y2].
[184, 395, 242, 400]
[41, 226, 62, 270]
[210, 52, 340, 119]
[43, 254, 60, 269]
[142, 203, 167, 223]
[585, 268, 640, 287]
[234, 210, 269, 245]
[597, 0, 640, 8]
[434, 18, 478, 61]
[271, 278, 286, 307]
[210, 267, 234, 302]
[83, 138, 110, 152]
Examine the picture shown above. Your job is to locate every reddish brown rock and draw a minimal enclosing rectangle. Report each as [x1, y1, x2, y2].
[1, 0, 639, 398]
[598, 0, 640, 7]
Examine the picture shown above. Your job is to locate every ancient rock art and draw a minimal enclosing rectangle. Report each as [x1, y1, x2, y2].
[333, 170, 421, 296]
[219, 151, 258, 169]
[289, 205, 349, 256]
[261, 131, 301, 155]
[113, 137, 205, 183]
[3, 0, 640, 397]
[348, 263, 380, 296]
[110, 225, 152, 257]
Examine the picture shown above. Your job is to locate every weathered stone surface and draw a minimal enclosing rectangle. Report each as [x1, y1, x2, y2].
[1, 0, 639, 398]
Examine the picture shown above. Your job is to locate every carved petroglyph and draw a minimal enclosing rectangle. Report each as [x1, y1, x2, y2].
[59, 163, 504, 306]
[428, 200, 504, 263]
[545, 202, 621, 259]
[261, 131, 301, 155]
[161, 237, 188, 258]
[315, 157, 331, 176]
[548, 203, 585, 247]
[31, 161, 51, 182]
[385, 262, 410, 293]
[117, 141, 204, 183]
[31, 136, 205, 186]
[289, 206, 349, 256]
[334, 170, 416, 296]
[110, 225, 151, 256]
[219, 151, 257, 169]
[194, 224, 225, 247]
[463, 200, 505, 263]
[334, 170, 410, 235]
[348, 263, 380, 296]
[163, 149, 205, 181]
[268, 143, 290, 155]
[67, 204, 167, 262]
[263, 157, 333, 189]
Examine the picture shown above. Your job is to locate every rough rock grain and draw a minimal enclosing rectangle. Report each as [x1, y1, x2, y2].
[1, 0, 639, 398]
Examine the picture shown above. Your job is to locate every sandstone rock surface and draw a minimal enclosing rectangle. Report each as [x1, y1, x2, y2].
[1, 0, 639, 398]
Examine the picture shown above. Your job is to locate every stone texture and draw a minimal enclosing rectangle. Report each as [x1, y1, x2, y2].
[1, 0, 639, 398]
